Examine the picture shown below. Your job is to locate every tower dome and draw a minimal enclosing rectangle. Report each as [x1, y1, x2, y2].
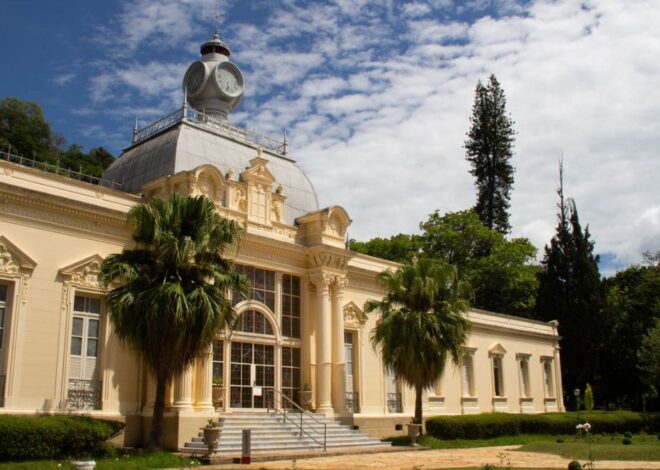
[182, 33, 244, 120]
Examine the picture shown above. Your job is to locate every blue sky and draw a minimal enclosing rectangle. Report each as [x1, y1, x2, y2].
[1, 0, 659, 275]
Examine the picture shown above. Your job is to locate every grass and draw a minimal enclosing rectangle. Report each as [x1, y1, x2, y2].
[518, 433, 660, 461]
[388, 432, 660, 462]
[0, 451, 200, 470]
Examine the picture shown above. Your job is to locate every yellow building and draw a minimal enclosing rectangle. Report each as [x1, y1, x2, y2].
[0, 33, 563, 450]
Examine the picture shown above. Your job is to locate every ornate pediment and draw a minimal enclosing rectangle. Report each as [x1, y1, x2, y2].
[344, 301, 367, 328]
[240, 148, 276, 186]
[489, 343, 507, 356]
[0, 236, 37, 275]
[59, 254, 105, 289]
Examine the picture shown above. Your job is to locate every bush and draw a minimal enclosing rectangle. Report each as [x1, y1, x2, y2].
[425, 411, 658, 440]
[568, 460, 582, 470]
[0, 415, 124, 462]
[622, 437, 632, 445]
[624, 431, 632, 438]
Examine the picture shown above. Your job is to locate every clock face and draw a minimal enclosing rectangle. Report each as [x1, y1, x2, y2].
[184, 62, 206, 96]
[215, 63, 243, 96]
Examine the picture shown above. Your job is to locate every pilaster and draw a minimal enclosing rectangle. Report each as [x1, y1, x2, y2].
[309, 272, 333, 414]
[331, 276, 348, 415]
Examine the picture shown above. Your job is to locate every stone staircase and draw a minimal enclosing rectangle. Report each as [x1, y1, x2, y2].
[181, 411, 391, 456]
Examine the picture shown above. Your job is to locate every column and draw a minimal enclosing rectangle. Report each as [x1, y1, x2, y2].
[331, 276, 347, 414]
[143, 372, 156, 414]
[310, 273, 333, 413]
[194, 346, 214, 412]
[171, 365, 194, 412]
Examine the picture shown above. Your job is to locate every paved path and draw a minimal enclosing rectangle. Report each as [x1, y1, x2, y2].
[206, 445, 660, 469]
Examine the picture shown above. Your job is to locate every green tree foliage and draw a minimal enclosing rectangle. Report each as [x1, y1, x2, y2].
[349, 233, 418, 263]
[100, 193, 248, 449]
[600, 263, 660, 408]
[419, 209, 539, 317]
[0, 97, 114, 178]
[536, 165, 603, 405]
[365, 258, 471, 428]
[465, 75, 516, 234]
[639, 318, 660, 399]
[584, 383, 594, 412]
[0, 97, 57, 162]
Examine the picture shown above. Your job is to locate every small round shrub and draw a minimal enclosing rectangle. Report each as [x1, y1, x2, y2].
[556, 438, 564, 443]
[622, 437, 632, 445]
[624, 431, 632, 438]
[568, 460, 582, 470]
[480, 465, 496, 470]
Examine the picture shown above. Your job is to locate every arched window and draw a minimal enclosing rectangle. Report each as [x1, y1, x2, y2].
[236, 310, 274, 336]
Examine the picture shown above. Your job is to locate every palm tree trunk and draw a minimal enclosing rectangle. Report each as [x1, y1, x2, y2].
[149, 376, 167, 450]
[414, 384, 423, 428]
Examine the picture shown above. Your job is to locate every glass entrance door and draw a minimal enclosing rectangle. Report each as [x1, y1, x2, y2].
[230, 342, 274, 408]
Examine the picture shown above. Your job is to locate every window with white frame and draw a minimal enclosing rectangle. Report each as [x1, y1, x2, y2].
[542, 359, 555, 398]
[518, 355, 531, 398]
[492, 355, 505, 397]
[67, 294, 102, 410]
[69, 295, 102, 382]
[462, 352, 475, 397]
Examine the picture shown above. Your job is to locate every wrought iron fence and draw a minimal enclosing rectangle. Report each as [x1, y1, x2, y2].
[67, 379, 101, 410]
[387, 392, 402, 413]
[0, 374, 5, 408]
[0, 150, 123, 190]
[345, 391, 360, 413]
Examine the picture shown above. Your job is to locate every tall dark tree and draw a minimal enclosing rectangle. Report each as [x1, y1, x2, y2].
[465, 74, 516, 234]
[536, 163, 603, 405]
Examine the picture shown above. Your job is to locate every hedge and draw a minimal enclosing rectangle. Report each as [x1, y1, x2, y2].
[0, 415, 124, 462]
[426, 411, 659, 440]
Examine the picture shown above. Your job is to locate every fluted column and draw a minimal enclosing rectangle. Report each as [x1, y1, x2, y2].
[172, 365, 194, 412]
[310, 272, 333, 413]
[331, 276, 348, 414]
[194, 346, 214, 411]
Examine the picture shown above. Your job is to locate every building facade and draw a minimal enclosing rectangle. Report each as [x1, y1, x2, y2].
[0, 33, 563, 449]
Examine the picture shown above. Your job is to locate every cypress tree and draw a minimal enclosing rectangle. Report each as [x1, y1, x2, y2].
[536, 162, 603, 405]
[465, 74, 516, 234]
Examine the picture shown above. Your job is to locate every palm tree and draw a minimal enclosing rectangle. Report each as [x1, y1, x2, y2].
[366, 258, 471, 430]
[100, 193, 248, 450]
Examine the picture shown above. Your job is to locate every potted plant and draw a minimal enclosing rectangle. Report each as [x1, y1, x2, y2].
[212, 376, 224, 409]
[202, 418, 221, 456]
[299, 383, 312, 410]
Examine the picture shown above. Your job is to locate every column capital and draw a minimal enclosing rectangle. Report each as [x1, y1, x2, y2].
[308, 272, 333, 290]
[332, 276, 348, 295]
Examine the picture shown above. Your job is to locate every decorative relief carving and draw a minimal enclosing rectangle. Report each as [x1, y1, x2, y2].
[343, 301, 366, 328]
[333, 276, 348, 294]
[309, 251, 349, 270]
[234, 187, 247, 212]
[0, 242, 19, 274]
[271, 199, 283, 223]
[0, 236, 37, 275]
[59, 254, 105, 289]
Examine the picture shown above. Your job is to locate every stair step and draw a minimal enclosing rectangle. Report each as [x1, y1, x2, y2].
[182, 411, 390, 456]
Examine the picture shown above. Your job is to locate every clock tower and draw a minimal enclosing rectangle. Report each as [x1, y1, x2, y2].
[182, 32, 244, 121]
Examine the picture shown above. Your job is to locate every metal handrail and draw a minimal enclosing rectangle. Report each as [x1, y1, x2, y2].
[266, 389, 327, 451]
[0, 150, 123, 189]
[131, 105, 287, 155]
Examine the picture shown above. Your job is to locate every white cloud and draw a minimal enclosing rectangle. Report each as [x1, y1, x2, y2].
[87, 0, 660, 271]
[53, 73, 75, 86]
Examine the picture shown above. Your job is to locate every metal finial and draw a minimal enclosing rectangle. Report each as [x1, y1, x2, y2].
[214, 0, 224, 37]
[283, 128, 288, 155]
[132, 115, 139, 143]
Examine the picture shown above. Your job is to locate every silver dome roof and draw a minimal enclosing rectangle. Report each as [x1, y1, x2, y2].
[103, 121, 319, 224]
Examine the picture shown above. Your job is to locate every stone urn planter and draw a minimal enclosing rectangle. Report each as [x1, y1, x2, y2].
[298, 390, 313, 410]
[212, 385, 224, 409]
[202, 420, 222, 456]
[70, 461, 96, 470]
[407, 423, 422, 445]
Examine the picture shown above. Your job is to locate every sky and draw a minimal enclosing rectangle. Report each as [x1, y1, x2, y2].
[1, 0, 659, 275]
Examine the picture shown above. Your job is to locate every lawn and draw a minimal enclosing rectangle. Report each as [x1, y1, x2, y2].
[518, 434, 660, 461]
[0, 451, 200, 470]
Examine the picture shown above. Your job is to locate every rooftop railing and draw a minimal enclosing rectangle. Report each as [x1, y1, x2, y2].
[0, 150, 123, 190]
[132, 105, 288, 155]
